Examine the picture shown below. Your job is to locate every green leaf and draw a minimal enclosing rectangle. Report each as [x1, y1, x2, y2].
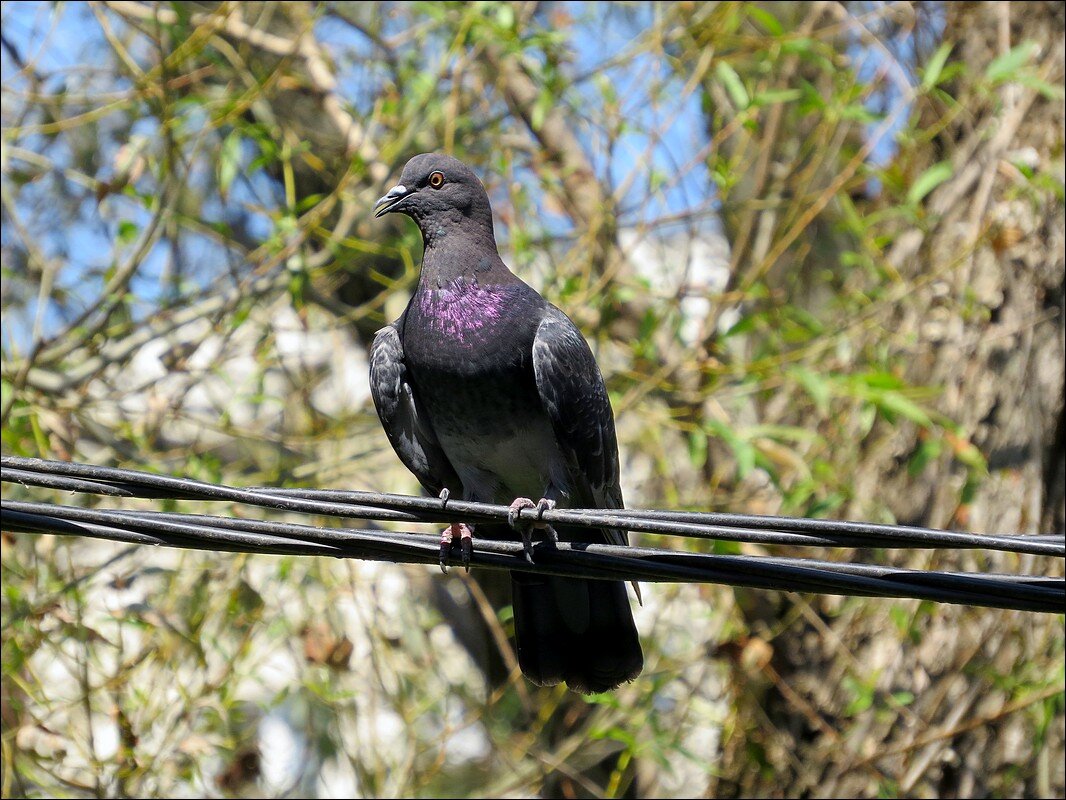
[232, 301, 252, 328]
[908, 438, 942, 476]
[780, 37, 818, 57]
[985, 41, 1038, 84]
[594, 73, 617, 107]
[858, 403, 877, 437]
[734, 438, 756, 479]
[877, 391, 933, 427]
[952, 437, 988, 473]
[745, 5, 783, 36]
[494, 3, 515, 31]
[296, 193, 325, 213]
[707, 419, 756, 480]
[530, 87, 553, 131]
[907, 161, 953, 205]
[838, 102, 882, 123]
[218, 130, 242, 198]
[715, 61, 749, 110]
[687, 430, 708, 468]
[856, 370, 904, 391]
[1017, 72, 1065, 99]
[751, 88, 802, 107]
[170, 2, 192, 25]
[920, 42, 954, 91]
[721, 312, 758, 338]
[796, 78, 827, 113]
[288, 268, 308, 310]
[747, 423, 821, 444]
[843, 676, 875, 716]
[791, 367, 832, 415]
[889, 605, 911, 635]
[117, 220, 139, 244]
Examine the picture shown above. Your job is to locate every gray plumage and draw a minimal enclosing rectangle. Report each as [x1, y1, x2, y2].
[370, 153, 642, 693]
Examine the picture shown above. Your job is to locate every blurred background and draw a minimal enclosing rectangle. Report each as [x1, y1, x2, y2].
[2, 1, 1063, 797]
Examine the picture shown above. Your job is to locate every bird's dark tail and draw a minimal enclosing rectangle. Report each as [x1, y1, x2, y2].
[511, 570, 643, 694]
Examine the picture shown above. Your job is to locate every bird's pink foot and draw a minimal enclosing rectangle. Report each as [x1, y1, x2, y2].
[439, 521, 473, 573]
[507, 497, 558, 562]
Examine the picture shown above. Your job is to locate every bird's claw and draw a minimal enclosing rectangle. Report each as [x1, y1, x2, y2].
[460, 533, 473, 570]
[507, 497, 555, 527]
[439, 522, 473, 573]
[438, 527, 451, 574]
[438, 487, 450, 508]
[520, 530, 536, 563]
[507, 497, 533, 529]
[508, 497, 557, 562]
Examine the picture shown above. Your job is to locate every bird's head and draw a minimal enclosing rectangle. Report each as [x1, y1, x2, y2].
[374, 153, 494, 235]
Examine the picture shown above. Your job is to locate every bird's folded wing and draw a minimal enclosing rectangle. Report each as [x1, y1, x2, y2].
[531, 307, 628, 547]
[369, 323, 461, 496]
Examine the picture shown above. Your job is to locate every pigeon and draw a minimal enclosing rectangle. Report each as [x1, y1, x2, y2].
[370, 153, 642, 694]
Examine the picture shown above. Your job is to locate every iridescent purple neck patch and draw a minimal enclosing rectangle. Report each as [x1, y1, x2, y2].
[415, 279, 515, 344]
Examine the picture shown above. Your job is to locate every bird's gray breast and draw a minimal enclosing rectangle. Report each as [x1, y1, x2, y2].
[402, 282, 568, 503]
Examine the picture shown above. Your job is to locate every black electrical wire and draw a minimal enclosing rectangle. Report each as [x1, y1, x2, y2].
[1, 457, 1063, 614]
[3, 457, 1063, 556]
[2, 501, 1061, 612]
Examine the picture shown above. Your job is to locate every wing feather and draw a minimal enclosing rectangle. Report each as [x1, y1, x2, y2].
[369, 323, 461, 496]
[532, 307, 627, 547]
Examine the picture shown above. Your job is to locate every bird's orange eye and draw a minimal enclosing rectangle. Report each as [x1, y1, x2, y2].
[429, 171, 445, 188]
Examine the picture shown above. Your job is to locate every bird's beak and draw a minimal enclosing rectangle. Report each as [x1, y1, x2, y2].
[374, 184, 410, 217]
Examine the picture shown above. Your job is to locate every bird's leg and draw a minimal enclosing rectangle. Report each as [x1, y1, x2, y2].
[438, 522, 474, 573]
[507, 497, 558, 563]
[438, 489, 473, 573]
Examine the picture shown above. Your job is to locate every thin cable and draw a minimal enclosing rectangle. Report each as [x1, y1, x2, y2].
[2, 500, 1062, 613]
[3, 457, 1063, 556]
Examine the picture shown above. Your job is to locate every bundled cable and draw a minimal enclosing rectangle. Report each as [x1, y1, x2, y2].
[2, 457, 1063, 613]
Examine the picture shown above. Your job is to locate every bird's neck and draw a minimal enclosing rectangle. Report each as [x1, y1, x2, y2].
[418, 225, 515, 290]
